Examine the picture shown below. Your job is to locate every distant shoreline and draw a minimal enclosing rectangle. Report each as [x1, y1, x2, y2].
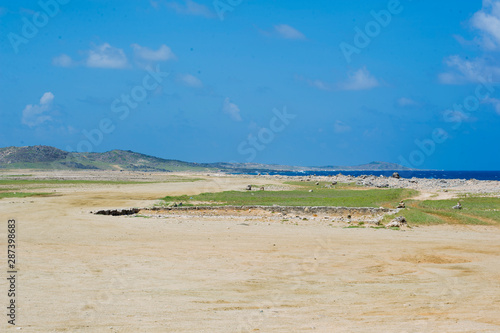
[226, 169, 500, 182]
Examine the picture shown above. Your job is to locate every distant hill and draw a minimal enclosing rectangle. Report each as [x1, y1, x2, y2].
[317, 161, 415, 171]
[0, 146, 414, 172]
[0, 146, 210, 172]
[206, 161, 414, 172]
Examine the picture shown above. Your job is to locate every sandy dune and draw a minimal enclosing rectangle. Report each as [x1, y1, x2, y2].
[1, 171, 499, 332]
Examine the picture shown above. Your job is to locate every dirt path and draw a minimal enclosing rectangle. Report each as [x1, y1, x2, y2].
[1, 171, 499, 332]
[409, 190, 458, 201]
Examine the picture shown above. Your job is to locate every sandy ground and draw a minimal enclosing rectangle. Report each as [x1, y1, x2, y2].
[1, 171, 500, 332]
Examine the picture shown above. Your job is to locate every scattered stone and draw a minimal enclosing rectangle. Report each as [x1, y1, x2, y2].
[392, 172, 401, 179]
[315, 182, 319, 185]
[308, 189, 313, 192]
[95, 208, 140, 216]
[386, 216, 407, 228]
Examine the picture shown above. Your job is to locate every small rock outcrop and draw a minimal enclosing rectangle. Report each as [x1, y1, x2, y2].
[386, 216, 407, 228]
[95, 208, 140, 216]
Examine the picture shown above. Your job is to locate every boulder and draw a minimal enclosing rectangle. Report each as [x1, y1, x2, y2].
[392, 172, 401, 179]
[386, 216, 407, 228]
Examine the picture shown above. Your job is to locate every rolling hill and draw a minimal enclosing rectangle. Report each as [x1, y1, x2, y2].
[0, 146, 414, 172]
[0, 146, 210, 172]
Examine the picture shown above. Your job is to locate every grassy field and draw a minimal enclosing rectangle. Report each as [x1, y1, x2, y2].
[160, 181, 418, 208]
[0, 177, 202, 186]
[0, 192, 51, 199]
[0, 177, 202, 198]
[384, 196, 500, 225]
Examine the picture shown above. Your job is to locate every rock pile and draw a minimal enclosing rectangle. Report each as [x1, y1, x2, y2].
[386, 216, 407, 228]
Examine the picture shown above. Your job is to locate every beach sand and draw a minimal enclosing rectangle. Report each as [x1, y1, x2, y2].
[1, 171, 499, 332]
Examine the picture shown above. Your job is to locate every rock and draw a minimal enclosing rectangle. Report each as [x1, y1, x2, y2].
[315, 182, 319, 185]
[392, 172, 401, 179]
[260, 186, 265, 191]
[452, 202, 462, 210]
[397, 201, 405, 209]
[386, 216, 407, 228]
[332, 181, 337, 185]
[246, 185, 252, 191]
[308, 189, 313, 192]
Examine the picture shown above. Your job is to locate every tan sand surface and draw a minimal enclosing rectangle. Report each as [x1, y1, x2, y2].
[1, 171, 499, 332]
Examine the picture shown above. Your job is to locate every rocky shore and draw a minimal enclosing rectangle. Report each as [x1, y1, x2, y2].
[227, 172, 500, 195]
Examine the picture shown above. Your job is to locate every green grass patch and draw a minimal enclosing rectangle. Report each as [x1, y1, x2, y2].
[0, 192, 51, 199]
[383, 197, 500, 226]
[160, 182, 418, 208]
[0, 179, 145, 185]
[0, 177, 202, 186]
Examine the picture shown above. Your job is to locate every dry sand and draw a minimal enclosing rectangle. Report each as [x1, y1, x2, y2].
[1, 171, 500, 332]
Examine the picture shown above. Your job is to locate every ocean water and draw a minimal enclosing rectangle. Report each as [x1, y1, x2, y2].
[236, 170, 500, 181]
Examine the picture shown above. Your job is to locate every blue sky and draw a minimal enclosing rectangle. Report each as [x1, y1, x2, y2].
[1, 0, 499, 170]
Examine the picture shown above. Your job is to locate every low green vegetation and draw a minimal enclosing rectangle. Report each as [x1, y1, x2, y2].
[160, 181, 418, 208]
[0, 177, 202, 195]
[0, 192, 51, 199]
[0, 179, 147, 186]
[383, 196, 500, 225]
[0, 177, 201, 186]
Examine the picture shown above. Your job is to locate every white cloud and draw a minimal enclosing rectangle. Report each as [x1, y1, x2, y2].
[167, 0, 213, 18]
[308, 79, 330, 91]
[333, 120, 351, 134]
[397, 97, 418, 107]
[150, 0, 160, 9]
[471, 0, 500, 50]
[223, 97, 242, 121]
[485, 97, 500, 115]
[274, 24, 306, 40]
[131, 44, 176, 61]
[438, 55, 500, 84]
[52, 54, 73, 67]
[339, 67, 379, 91]
[444, 109, 472, 123]
[22, 92, 55, 127]
[440, 2, 500, 84]
[86, 43, 128, 69]
[177, 73, 203, 88]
